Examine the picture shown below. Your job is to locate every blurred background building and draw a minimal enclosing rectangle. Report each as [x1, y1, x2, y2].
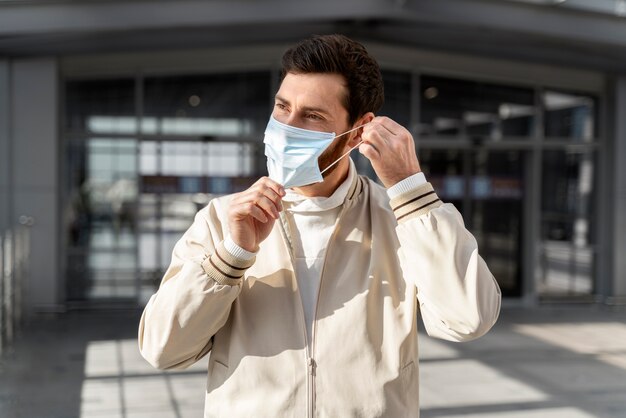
[1, 0, 626, 315]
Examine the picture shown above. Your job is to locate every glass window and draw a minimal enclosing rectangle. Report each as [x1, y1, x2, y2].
[65, 78, 136, 133]
[139, 141, 159, 175]
[379, 70, 411, 129]
[419, 148, 525, 297]
[469, 150, 525, 297]
[540, 150, 595, 296]
[143, 72, 271, 137]
[419, 149, 465, 211]
[160, 142, 204, 176]
[64, 137, 139, 301]
[544, 91, 597, 141]
[420, 75, 536, 140]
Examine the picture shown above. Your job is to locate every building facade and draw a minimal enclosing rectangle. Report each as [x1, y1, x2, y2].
[1, 0, 626, 312]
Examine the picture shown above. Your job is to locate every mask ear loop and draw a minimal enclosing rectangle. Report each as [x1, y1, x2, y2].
[319, 124, 367, 175]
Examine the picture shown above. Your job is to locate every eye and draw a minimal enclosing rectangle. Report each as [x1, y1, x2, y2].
[306, 113, 323, 121]
[275, 103, 288, 111]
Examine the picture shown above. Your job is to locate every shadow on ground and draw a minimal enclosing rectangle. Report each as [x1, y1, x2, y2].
[419, 306, 626, 418]
[0, 310, 209, 418]
[1, 306, 625, 417]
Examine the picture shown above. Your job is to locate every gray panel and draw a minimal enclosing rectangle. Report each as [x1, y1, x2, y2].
[10, 58, 59, 310]
[0, 0, 625, 48]
[1, 0, 626, 74]
[12, 59, 58, 189]
[614, 77, 626, 297]
[0, 0, 385, 35]
[12, 189, 58, 310]
[0, 60, 9, 231]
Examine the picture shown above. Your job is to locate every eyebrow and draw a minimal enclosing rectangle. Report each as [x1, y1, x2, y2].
[274, 94, 332, 118]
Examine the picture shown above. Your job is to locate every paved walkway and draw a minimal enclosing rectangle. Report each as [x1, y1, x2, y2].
[1, 305, 625, 418]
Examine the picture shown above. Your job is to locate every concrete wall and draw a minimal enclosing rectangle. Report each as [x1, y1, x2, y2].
[10, 58, 60, 311]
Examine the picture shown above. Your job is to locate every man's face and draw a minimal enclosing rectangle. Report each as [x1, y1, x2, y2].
[273, 72, 353, 177]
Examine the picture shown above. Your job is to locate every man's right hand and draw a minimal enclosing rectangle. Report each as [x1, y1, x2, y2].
[227, 177, 285, 253]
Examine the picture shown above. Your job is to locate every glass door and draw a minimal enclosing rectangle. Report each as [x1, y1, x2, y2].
[468, 150, 524, 297]
[63, 71, 271, 305]
[418, 74, 534, 297]
[65, 137, 139, 302]
[136, 139, 259, 303]
[420, 149, 525, 297]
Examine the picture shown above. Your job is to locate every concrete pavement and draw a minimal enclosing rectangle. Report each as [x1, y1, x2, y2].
[0, 305, 625, 418]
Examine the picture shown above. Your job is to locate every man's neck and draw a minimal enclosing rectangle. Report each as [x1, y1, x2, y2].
[292, 159, 350, 198]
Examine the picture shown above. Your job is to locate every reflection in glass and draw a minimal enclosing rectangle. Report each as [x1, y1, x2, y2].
[379, 71, 411, 129]
[544, 91, 596, 141]
[469, 150, 524, 297]
[420, 75, 535, 140]
[63, 69, 601, 304]
[420, 149, 524, 297]
[65, 138, 139, 301]
[65, 79, 135, 133]
[419, 149, 464, 211]
[143, 72, 270, 137]
[64, 71, 271, 302]
[87, 116, 254, 137]
[540, 150, 595, 296]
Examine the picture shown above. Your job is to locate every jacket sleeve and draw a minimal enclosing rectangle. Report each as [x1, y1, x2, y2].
[138, 199, 254, 369]
[391, 182, 501, 342]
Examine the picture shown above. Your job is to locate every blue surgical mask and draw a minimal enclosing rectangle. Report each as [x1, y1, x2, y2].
[263, 115, 364, 189]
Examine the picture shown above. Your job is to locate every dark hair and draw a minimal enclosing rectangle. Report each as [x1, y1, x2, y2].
[281, 34, 384, 125]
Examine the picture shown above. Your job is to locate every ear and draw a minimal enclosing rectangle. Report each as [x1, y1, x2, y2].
[347, 112, 375, 147]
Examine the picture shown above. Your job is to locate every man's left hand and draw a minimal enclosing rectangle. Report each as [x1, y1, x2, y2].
[358, 116, 421, 188]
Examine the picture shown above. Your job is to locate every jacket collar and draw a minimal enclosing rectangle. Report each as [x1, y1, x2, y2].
[343, 161, 364, 210]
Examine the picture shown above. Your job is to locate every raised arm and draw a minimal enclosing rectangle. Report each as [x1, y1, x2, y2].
[359, 116, 501, 342]
[138, 200, 253, 369]
[138, 176, 284, 369]
[391, 183, 501, 341]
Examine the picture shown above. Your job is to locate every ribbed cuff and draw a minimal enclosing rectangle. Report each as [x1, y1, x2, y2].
[386, 172, 427, 200]
[201, 241, 256, 286]
[224, 236, 257, 261]
[390, 182, 443, 223]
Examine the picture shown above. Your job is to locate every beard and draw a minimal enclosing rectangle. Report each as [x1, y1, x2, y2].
[317, 135, 351, 179]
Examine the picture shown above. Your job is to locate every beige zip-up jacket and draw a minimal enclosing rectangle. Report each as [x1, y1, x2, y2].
[138, 175, 501, 418]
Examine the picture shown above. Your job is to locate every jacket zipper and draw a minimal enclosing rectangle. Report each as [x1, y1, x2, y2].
[308, 203, 349, 418]
[279, 182, 354, 418]
[308, 357, 317, 418]
[278, 212, 314, 418]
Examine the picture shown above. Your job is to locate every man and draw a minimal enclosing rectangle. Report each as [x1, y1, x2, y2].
[139, 34, 501, 417]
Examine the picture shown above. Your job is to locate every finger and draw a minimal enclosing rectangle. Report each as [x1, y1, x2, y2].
[255, 195, 280, 219]
[240, 188, 282, 214]
[362, 125, 389, 150]
[231, 201, 268, 223]
[374, 116, 401, 136]
[361, 125, 379, 145]
[359, 143, 381, 161]
[369, 119, 414, 154]
[246, 203, 269, 223]
[262, 187, 284, 212]
[256, 176, 285, 197]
